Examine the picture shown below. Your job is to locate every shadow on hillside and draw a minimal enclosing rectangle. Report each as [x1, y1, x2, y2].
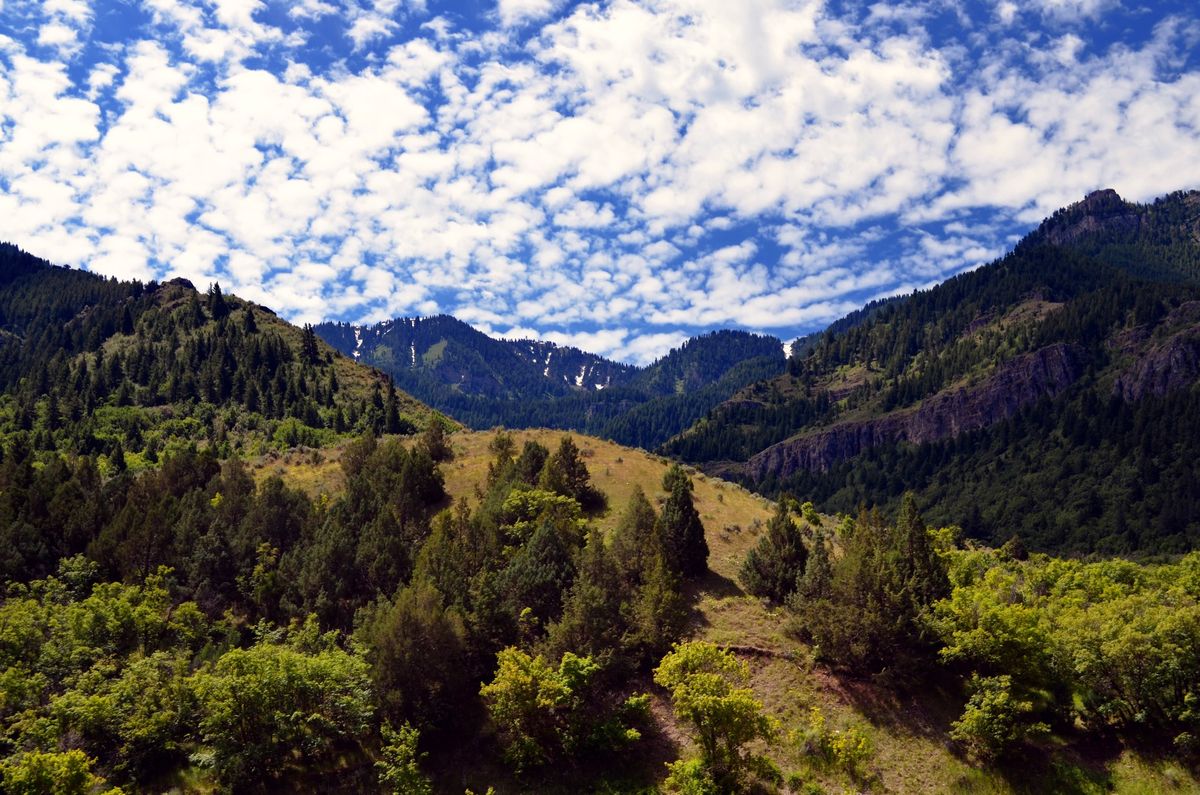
[683, 569, 746, 633]
[826, 673, 961, 743]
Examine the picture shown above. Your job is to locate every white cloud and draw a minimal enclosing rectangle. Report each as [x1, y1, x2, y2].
[497, 0, 560, 28]
[0, 0, 1197, 364]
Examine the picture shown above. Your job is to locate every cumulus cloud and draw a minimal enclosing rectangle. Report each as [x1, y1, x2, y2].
[0, 0, 1196, 362]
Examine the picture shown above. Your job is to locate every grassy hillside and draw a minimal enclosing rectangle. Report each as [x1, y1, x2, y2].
[264, 429, 1200, 794]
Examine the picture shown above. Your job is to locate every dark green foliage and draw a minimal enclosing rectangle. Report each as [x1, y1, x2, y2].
[658, 465, 708, 580]
[354, 579, 471, 734]
[538, 435, 604, 512]
[0, 243, 420, 467]
[791, 496, 947, 673]
[546, 528, 625, 659]
[667, 191, 1200, 556]
[739, 500, 807, 603]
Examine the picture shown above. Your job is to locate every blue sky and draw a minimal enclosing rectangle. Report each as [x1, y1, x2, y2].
[1, 0, 1198, 363]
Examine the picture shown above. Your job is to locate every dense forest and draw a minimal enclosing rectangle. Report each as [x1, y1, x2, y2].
[0, 244, 431, 468]
[667, 190, 1200, 555]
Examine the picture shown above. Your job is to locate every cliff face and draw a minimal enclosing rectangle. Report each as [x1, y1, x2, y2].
[745, 344, 1083, 479]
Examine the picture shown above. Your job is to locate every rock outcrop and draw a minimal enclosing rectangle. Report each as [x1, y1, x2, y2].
[1037, 189, 1141, 247]
[745, 344, 1083, 479]
[1114, 330, 1200, 401]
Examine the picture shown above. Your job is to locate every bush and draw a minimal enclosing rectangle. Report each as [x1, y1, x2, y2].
[949, 674, 1048, 761]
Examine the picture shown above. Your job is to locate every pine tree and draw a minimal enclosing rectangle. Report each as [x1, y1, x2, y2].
[657, 465, 708, 580]
[739, 499, 807, 603]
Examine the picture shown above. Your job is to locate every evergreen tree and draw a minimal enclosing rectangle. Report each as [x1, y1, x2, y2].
[657, 465, 708, 580]
[739, 499, 807, 603]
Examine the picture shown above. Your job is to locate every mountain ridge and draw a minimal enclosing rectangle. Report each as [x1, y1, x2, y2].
[667, 188, 1200, 553]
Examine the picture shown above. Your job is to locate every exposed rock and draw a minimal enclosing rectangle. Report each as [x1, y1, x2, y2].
[1113, 327, 1200, 401]
[1039, 189, 1141, 247]
[744, 344, 1083, 479]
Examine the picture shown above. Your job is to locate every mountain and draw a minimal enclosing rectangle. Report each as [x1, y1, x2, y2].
[316, 314, 637, 400]
[665, 189, 1200, 554]
[315, 317, 787, 449]
[0, 242, 432, 464]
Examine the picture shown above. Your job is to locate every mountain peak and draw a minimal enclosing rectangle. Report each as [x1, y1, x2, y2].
[1033, 188, 1140, 248]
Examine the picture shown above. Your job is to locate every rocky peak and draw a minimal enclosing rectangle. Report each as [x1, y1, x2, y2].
[1036, 188, 1141, 247]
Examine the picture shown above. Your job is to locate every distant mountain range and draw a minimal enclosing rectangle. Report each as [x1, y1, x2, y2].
[315, 315, 786, 449]
[664, 189, 1200, 555]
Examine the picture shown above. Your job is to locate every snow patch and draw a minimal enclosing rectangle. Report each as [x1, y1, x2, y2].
[410, 342, 416, 367]
[782, 340, 793, 359]
[575, 364, 587, 387]
[353, 327, 362, 359]
[543, 350, 552, 377]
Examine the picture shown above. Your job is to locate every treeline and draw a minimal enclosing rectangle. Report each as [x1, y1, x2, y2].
[0, 428, 717, 792]
[739, 496, 1200, 765]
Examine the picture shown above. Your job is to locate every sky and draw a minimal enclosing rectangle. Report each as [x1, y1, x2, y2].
[1, 1, 1198, 364]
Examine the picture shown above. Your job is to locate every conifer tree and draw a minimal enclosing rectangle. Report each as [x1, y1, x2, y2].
[739, 499, 807, 603]
[657, 465, 707, 580]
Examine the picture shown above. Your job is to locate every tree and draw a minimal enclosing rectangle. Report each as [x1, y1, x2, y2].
[538, 436, 604, 512]
[376, 722, 433, 795]
[190, 637, 373, 788]
[300, 323, 320, 365]
[610, 487, 659, 587]
[739, 500, 807, 603]
[546, 528, 625, 658]
[480, 648, 643, 771]
[207, 282, 229, 321]
[354, 579, 471, 734]
[793, 498, 948, 674]
[658, 465, 708, 580]
[949, 674, 1048, 761]
[0, 750, 123, 795]
[418, 415, 453, 462]
[653, 642, 778, 789]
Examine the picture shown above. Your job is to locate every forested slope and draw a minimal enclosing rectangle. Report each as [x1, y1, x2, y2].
[666, 189, 1200, 554]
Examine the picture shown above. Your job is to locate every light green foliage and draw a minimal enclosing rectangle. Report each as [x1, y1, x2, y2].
[377, 722, 433, 795]
[791, 706, 872, 779]
[662, 758, 720, 795]
[950, 674, 1048, 761]
[933, 549, 1200, 744]
[190, 635, 374, 787]
[498, 487, 584, 547]
[480, 648, 642, 771]
[0, 749, 123, 795]
[653, 642, 778, 789]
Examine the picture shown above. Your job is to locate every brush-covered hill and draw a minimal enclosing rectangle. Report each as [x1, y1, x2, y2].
[0, 242, 433, 469]
[315, 316, 786, 450]
[665, 189, 1200, 555]
[251, 428, 1200, 794]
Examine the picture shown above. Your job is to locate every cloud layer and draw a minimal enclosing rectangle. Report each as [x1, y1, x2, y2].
[1, 0, 1198, 363]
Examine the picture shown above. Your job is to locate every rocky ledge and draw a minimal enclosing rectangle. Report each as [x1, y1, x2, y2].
[744, 343, 1083, 479]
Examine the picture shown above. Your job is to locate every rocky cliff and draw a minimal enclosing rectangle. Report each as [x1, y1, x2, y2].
[744, 344, 1083, 480]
